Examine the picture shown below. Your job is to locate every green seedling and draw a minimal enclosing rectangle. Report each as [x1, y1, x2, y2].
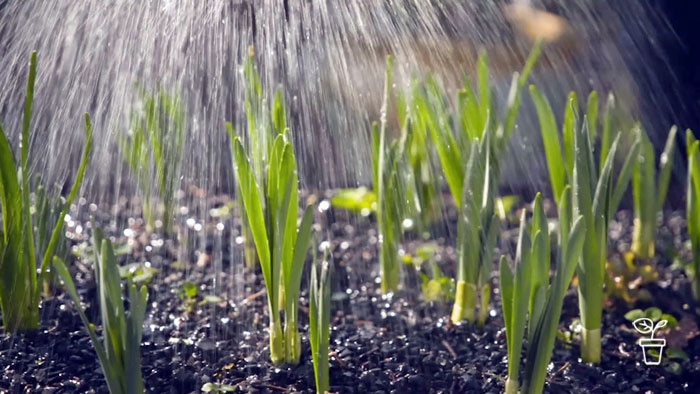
[500, 189, 586, 394]
[118, 263, 159, 286]
[53, 227, 148, 394]
[0, 51, 93, 333]
[372, 55, 415, 293]
[228, 54, 313, 364]
[235, 46, 271, 270]
[624, 307, 678, 329]
[119, 86, 185, 234]
[688, 130, 700, 300]
[33, 181, 72, 296]
[309, 248, 331, 394]
[415, 244, 455, 302]
[419, 263, 455, 303]
[179, 281, 224, 313]
[410, 44, 542, 325]
[396, 88, 441, 234]
[403, 243, 454, 302]
[531, 87, 640, 363]
[631, 126, 678, 259]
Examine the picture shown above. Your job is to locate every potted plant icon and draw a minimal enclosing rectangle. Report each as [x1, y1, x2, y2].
[632, 318, 667, 365]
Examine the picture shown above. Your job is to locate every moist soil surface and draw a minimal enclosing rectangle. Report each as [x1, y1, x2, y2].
[1, 192, 700, 393]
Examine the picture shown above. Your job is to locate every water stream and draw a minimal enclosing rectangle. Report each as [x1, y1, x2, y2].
[0, 0, 688, 204]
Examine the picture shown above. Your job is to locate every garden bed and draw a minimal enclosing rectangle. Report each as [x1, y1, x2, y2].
[1, 192, 698, 393]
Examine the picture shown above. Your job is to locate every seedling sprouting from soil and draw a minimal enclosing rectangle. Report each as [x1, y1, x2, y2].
[632, 126, 678, 259]
[309, 247, 331, 394]
[411, 43, 542, 325]
[119, 86, 185, 234]
[531, 87, 640, 363]
[228, 49, 314, 364]
[0, 51, 93, 333]
[53, 227, 148, 394]
[500, 190, 586, 394]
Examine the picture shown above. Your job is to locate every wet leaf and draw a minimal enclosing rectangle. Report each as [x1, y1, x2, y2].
[645, 307, 663, 321]
[624, 309, 644, 322]
[665, 347, 689, 361]
[182, 281, 197, 299]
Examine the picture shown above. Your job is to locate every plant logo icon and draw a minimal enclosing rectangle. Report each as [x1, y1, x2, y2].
[632, 318, 667, 365]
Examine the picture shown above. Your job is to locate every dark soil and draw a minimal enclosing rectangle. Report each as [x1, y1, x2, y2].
[1, 192, 700, 393]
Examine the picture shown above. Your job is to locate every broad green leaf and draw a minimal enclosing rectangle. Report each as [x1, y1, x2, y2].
[530, 85, 566, 205]
[610, 129, 641, 218]
[232, 137, 271, 282]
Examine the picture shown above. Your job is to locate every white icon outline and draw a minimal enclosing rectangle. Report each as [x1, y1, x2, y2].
[632, 318, 667, 365]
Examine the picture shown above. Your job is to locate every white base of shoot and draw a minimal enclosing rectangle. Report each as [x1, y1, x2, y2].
[581, 327, 601, 363]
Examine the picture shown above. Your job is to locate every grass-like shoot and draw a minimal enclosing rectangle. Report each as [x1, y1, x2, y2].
[631, 126, 678, 259]
[530, 88, 640, 362]
[372, 56, 413, 293]
[234, 47, 278, 270]
[34, 181, 74, 296]
[687, 130, 700, 300]
[228, 55, 314, 364]
[53, 227, 148, 394]
[410, 44, 541, 325]
[500, 190, 586, 394]
[119, 86, 185, 234]
[309, 248, 331, 394]
[0, 51, 93, 333]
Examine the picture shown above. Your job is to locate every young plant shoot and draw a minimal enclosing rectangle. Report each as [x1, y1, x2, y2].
[228, 53, 314, 364]
[687, 130, 700, 300]
[309, 247, 331, 394]
[500, 190, 586, 394]
[236, 47, 271, 269]
[530, 87, 640, 362]
[632, 126, 678, 259]
[53, 228, 148, 394]
[410, 44, 542, 325]
[119, 87, 185, 234]
[372, 55, 413, 293]
[0, 51, 93, 333]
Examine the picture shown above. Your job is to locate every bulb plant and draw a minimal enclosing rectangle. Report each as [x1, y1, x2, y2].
[309, 247, 331, 394]
[228, 55, 314, 365]
[410, 44, 542, 325]
[34, 182, 73, 296]
[237, 46, 282, 270]
[530, 87, 640, 362]
[395, 86, 441, 235]
[119, 86, 185, 234]
[631, 126, 678, 259]
[500, 190, 586, 394]
[687, 130, 700, 300]
[372, 56, 414, 293]
[53, 227, 148, 394]
[0, 51, 93, 333]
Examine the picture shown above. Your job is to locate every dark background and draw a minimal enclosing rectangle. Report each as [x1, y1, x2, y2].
[650, 0, 700, 134]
